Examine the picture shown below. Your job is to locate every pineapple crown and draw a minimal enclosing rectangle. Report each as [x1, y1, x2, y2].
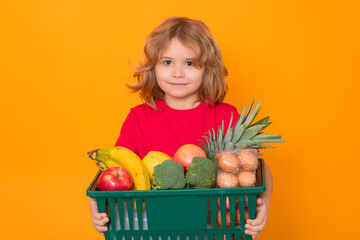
[199, 100, 285, 160]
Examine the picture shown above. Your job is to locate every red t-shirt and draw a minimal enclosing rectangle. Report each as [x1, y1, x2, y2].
[115, 99, 240, 159]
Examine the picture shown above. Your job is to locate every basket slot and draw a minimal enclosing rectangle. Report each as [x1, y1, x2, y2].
[218, 196, 227, 228]
[108, 198, 117, 232]
[215, 233, 221, 240]
[126, 198, 134, 230]
[209, 196, 217, 229]
[133, 232, 140, 240]
[135, 198, 143, 230]
[178, 233, 186, 240]
[96, 198, 107, 216]
[244, 233, 252, 240]
[234, 231, 241, 240]
[243, 194, 257, 240]
[113, 229, 144, 240]
[227, 195, 236, 228]
[197, 234, 205, 240]
[247, 194, 257, 219]
[116, 198, 125, 230]
[237, 195, 245, 227]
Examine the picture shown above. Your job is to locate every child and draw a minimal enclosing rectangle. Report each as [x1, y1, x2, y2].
[89, 16, 273, 239]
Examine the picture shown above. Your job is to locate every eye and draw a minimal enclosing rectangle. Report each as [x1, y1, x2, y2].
[163, 60, 172, 65]
[185, 61, 193, 66]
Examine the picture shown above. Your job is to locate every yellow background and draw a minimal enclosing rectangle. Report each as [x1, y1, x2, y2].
[1, 1, 359, 239]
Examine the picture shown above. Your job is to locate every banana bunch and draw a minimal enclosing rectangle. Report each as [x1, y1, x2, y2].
[88, 147, 151, 191]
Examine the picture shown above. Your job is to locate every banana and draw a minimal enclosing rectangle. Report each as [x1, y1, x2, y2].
[142, 151, 171, 176]
[88, 147, 151, 191]
[88, 151, 123, 171]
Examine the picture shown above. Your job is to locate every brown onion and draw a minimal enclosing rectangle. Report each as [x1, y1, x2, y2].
[238, 170, 256, 187]
[236, 150, 259, 170]
[218, 152, 240, 172]
[217, 172, 239, 188]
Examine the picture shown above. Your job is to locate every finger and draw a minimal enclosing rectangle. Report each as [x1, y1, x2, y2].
[246, 213, 264, 227]
[245, 227, 260, 238]
[95, 225, 108, 234]
[245, 221, 265, 233]
[247, 218, 265, 229]
[94, 212, 108, 221]
[248, 206, 266, 226]
[93, 216, 109, 227]
[244, 228, 259, 238]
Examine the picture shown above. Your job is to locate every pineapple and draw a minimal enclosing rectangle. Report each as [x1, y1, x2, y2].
[199, 100, 285, 160]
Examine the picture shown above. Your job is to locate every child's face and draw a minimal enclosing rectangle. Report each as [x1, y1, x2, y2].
[155, 37, 204, 109]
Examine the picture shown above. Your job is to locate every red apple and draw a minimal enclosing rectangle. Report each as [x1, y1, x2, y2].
[97, 166, 133, 191]
[173, 144, 206, 170]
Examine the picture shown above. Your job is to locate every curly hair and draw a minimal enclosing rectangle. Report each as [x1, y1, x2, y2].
[127, 16, 228, 110]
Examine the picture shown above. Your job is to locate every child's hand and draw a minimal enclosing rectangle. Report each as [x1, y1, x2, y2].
[244, 198, 269, 239]
[89, 198, 109, 235]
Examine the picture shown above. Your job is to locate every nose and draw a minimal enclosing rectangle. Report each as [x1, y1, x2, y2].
[172, 65, 184, 78]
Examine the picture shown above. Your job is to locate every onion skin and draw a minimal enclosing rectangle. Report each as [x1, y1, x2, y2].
[218, 153, 240, 173]
[237, 170, 256, 187]
[217, 172, 239, 188]
[236, 150, 259, 171]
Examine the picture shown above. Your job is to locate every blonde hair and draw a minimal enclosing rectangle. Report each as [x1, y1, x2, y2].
[127, 16, 228, 109]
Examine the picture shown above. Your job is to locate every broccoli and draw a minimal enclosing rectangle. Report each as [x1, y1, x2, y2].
[151, 160, 187, 190]
[185, 157, 217, 189]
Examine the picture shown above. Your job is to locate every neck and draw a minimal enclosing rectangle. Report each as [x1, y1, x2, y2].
[164, 97, 201, 110]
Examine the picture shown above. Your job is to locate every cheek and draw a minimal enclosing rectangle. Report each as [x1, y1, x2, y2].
[154, 65, 161, 84]
[155, 66, 166, 91]
[193, 69, 205, 85]
[155, 64, 166, 81]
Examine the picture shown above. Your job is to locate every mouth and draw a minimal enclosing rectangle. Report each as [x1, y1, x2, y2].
[168, 82, 188, 86]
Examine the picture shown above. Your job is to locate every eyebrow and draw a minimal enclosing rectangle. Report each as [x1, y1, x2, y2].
[160, 56, 194, 60]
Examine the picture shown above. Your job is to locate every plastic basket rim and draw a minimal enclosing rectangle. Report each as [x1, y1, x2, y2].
[86, 159, 266, 198]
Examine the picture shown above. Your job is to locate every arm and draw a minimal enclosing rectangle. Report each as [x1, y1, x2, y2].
[260, 161, 273, 206]
[244, 161, 273, 239]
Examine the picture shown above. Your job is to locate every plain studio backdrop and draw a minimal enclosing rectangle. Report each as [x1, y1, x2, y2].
[0, 1, 359, 240]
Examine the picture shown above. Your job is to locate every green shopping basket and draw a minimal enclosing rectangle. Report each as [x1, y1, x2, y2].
[86, 159, 266, 240]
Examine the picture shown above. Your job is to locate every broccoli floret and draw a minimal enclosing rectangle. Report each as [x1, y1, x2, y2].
[185, 157, 217, 189]
[151, 160, 187, 190]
